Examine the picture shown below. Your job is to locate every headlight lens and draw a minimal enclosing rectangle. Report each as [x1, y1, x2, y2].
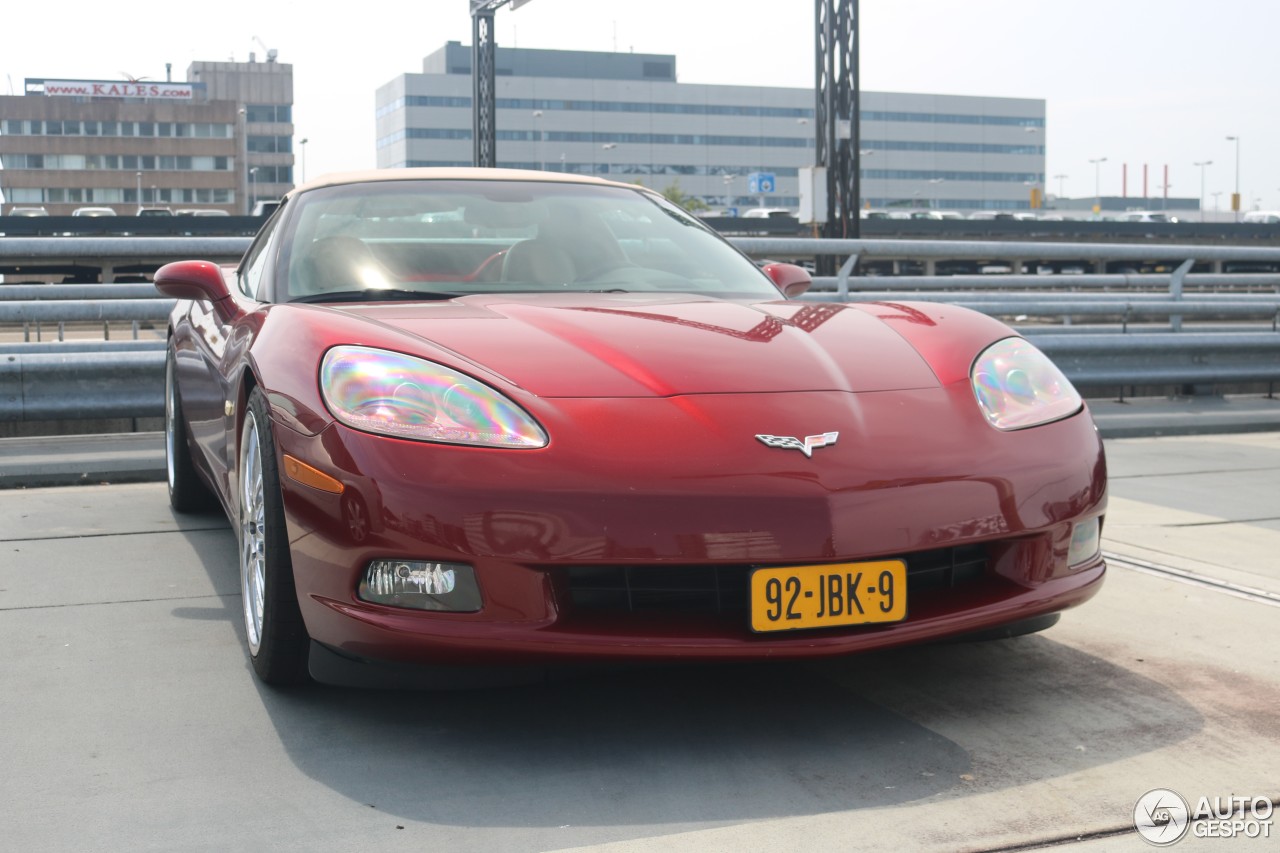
[321, 345, 548, 448]
[971, 337, 1082, 430]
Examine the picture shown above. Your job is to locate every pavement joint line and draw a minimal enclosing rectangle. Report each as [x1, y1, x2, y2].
[0, 592, 237, 612]
[1104, 550, 1280, 607]
[1109, 465, 1280, 480]
[1164, 516, 1280, 528]
[968, 825, 1138, 851]
[0, 525, 228, 544]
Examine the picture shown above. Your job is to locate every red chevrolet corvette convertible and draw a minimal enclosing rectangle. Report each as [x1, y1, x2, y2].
[156, 169, 1106, 687]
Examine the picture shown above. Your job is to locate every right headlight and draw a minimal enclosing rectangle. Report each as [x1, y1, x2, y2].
[320, 345, 548, 448]
[971, 337, 1082, 430]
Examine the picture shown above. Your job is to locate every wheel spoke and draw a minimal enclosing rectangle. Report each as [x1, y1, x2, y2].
[240, 413, 268, 653]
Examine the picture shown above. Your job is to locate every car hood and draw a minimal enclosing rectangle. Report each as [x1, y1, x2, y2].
[337, 294, 942, 398]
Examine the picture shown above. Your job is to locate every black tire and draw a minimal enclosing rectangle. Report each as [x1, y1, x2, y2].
[238, 387, 311, 686]
[165, 345, 216, 513]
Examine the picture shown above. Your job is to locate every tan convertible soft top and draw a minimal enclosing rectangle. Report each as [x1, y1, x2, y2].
[286, 167, 649, 200]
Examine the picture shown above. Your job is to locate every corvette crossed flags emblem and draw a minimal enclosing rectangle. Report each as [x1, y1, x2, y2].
[755, 431, 839, 458]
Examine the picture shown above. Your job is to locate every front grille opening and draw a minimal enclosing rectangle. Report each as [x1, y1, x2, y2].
[567, 564, 748, 614]
[562, 544, 989, 616]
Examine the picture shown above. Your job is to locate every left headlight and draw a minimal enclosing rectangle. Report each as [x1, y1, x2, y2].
[320, 345, 548, 448]
[971, 337, 1082, 430]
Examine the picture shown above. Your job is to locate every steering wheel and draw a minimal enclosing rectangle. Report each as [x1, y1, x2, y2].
[575, 260, 636, 282]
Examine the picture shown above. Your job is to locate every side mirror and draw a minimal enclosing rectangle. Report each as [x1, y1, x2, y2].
[762, 262, 812, 298]
[154, 260, 244, 322]
[154, 260, 232, 303]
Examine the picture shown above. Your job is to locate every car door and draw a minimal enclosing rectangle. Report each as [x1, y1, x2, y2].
[182, 216, 280, 499]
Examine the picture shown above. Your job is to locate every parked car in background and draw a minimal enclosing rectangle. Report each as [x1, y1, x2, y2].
[8, 206, 49, 217]
[71, 206, 118, 217]
[740, 207, 794, 219]
[251, 200, 282, 217]
[1242, 210, 1280, 224]
[910, 210, 965, 220]
[1117, 211, 1179, 223]
[175, 208, 232, 217]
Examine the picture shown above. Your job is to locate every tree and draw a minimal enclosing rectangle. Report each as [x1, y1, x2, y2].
[660, 182, 709, 213]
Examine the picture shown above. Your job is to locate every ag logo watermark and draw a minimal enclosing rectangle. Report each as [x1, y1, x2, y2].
[1135, 789, 1190, 846]
[1134, 788, 1274, 845]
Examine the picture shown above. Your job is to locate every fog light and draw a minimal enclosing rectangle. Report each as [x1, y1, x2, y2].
[1068, 517, 1102, 567]
[358, 560, 482, 612]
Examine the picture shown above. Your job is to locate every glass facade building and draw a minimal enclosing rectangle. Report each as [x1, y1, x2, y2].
[376, 42, 1046, 212]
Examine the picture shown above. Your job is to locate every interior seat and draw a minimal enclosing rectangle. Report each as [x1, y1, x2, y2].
[501, 238, 576, 286]
[296, 235, 392, 294]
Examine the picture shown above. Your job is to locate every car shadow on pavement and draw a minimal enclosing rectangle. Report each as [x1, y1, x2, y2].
[162, 502, 1203, 833]
[246, 632, 1203, 831]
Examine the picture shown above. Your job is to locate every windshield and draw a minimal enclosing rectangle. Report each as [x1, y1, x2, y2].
[278, 179, 780, 302]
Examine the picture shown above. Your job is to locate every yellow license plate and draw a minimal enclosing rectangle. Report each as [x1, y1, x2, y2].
[749, 560, 908, 633]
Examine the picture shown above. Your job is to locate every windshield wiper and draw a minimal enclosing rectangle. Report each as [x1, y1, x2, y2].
[291, 288, 466, 304]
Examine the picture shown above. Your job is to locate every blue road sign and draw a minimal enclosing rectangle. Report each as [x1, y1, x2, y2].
[747, 172, 776, 194]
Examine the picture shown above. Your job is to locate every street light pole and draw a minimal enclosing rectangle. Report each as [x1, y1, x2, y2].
[927, 177, 945, 210]
[1225, 135, 1241, 222]
[135, 171, 142, 213]
[1193, 160, 1212, 222]
[239, 107, 250, 215]
[1089, 157, 1107, 215]
[531, 110, 543, 170]
[298, 137, 308, 185]
[1053, 173, 1068, 200]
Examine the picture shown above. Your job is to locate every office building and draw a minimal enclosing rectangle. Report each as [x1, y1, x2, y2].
[376, 42, 1045, 212]
[0, 56, 294, 215]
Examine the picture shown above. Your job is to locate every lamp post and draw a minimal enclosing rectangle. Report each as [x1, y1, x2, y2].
[1089, 157, 1107, 215]
[532, 110, 542, 170]
[1193, 160, 1212, 222]
[1225, 135, 1241, 222]
[927, 177, 945, 210]
[298, 137, 308, 185]
[1053, 173, 1068, 200]
[135, 171, 142, 213]
[600, 142, 617, 177]
[722, 173, 738, 210]
[238, 107, 250, 214]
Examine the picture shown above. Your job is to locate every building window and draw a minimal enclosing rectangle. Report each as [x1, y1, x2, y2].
[245, 104, 291, 123]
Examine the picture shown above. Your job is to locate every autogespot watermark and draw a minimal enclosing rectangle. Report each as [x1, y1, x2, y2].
[1134, 788, 1274, 845]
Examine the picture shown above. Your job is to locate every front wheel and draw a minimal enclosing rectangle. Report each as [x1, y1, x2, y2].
[239, 388, 311, 686]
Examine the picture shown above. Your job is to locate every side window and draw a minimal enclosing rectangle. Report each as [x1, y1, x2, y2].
[238, 213, 281, 299]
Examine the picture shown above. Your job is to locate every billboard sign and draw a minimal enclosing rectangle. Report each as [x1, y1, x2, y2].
[33, 80, 195, 100]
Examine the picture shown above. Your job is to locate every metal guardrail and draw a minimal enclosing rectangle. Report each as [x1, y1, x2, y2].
[1, 236, 1278, 422]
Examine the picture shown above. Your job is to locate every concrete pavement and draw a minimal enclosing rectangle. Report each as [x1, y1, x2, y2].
[1, 431, 1277, 852]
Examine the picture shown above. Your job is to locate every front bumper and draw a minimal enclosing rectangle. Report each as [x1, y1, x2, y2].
[272, 385, 1108, 667]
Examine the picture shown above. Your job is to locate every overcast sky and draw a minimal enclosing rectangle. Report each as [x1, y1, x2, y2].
[4, 0, 1279, 210]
